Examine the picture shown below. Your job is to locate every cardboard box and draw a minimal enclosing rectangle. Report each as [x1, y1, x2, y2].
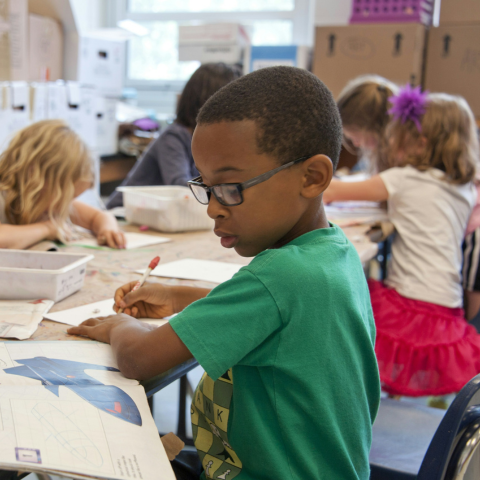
[7, 81, 30, 135]
[0, 0, 75, 82]
[179, 23, 249, 64]
[350, 0, 435, 26]
[78, 36, 126, 97]
[312, 24, 427, 99]
[244, 46, 310, 74]
[439, 0, 480, 25]
[1, 0, 29, 81]
[28, 13, 63, 81]
[0, 3, 10, 81]
[46, 81, 67, 120]
[28, 0, 79, 82]
[78, 86, 97, 150]
[30, 82, 47, 121]
[0, 83, 12, 150]
[95, 96, 118, 156]
[424, 24, 480, 116]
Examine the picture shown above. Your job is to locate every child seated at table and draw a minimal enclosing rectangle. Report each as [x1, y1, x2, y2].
[337, 75, 399, 173]
[0, 120, 125, 249]
[68, 66, 380, 480]
[324, 87, 479, 397]
[107, 62, 242, 208]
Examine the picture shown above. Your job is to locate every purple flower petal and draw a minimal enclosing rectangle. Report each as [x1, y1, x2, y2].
[388, 84, 429, 131]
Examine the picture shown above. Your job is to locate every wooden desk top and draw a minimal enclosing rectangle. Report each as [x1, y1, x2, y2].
[30, 223, 378, 342]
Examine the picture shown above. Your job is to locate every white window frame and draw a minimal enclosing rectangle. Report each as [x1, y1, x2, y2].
[107, 0, 315, 91]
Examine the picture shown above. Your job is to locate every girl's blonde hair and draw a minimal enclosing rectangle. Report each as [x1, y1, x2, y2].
[337, 75, 399, 172]
[388, 93, 478, 185]
[0, 120, 94, 232]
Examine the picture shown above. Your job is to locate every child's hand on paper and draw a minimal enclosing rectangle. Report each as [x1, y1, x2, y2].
[97, 228, 126, 249]
[67, 314, 134, 343]
[114, 282, 176, 319]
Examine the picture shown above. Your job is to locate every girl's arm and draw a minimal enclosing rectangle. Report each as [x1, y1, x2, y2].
[323, 175, 389, 204]
[71, 200, 126, 249]
[0, 221, 58, 249]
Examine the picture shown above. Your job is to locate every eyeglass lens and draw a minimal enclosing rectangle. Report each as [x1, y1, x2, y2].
[190, 184, 210, 204]
[213, 185, 242, 205]
[190, 183, 243, 206]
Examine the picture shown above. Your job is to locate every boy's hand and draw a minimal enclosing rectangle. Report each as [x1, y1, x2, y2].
[97, 228, 126, 249]
[67, 314, 133, 343]
[114, 282, 176, 319]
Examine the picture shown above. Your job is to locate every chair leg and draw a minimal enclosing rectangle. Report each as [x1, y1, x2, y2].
[178, 375, 194, 446]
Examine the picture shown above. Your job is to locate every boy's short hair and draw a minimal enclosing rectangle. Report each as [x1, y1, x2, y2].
[196, 66, 343, 169]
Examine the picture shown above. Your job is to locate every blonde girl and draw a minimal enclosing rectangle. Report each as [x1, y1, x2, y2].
[337, 75, 399, 173]
[324, 87, 479, 396]
[0, 120, 125, 250]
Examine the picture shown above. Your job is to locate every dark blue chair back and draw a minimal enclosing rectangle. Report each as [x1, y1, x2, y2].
[370, 374, 480, 480]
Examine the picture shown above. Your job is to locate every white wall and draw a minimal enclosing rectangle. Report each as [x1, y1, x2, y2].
[314, 0, 352, 26]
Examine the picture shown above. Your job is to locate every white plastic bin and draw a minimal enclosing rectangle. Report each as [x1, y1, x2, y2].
[118, 186, 214, 233]
[0, 250, 94, 302]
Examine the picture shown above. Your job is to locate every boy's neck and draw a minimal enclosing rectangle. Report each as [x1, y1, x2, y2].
[271, 199, 330, 250]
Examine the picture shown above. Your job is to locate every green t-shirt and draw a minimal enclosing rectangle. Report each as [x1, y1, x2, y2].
[170, 225, 380, 480]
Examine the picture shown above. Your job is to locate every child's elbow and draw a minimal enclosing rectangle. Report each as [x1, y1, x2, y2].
[116, 345, 153, 381]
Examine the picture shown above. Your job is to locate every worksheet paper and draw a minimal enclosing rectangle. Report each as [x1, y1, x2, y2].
[325, 201, 388, 222]
[0, 341, 175, 480]
[43, 299, 170, 328]
[68, 232, 171, 250]
[0, 299, 54, 340]
[137, 258, 244, 284]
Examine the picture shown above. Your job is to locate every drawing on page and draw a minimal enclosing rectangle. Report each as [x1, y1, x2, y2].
[11, 397, 115, 475]
[4, 357, 142, 425]
[32, 402, 103, 467]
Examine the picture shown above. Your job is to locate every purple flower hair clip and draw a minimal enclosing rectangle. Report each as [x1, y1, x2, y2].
[388, 84, 429, 131]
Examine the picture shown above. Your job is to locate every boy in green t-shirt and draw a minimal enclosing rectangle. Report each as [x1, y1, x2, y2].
[69, 66, 380, 480]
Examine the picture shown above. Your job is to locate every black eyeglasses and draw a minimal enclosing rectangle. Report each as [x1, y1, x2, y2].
[188, 156, 311, 206]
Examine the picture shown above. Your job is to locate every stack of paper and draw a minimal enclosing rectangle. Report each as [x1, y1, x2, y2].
[325, 201, 388, 227]
[0, 299, 54, 340]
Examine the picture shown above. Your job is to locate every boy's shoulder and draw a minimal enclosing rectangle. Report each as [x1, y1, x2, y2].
[243, 225, 353, 280]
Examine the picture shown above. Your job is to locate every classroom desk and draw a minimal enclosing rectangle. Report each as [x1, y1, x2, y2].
[27, 223, 378, 397]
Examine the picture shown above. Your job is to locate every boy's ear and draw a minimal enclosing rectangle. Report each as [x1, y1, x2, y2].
[300, 154, 333, 198]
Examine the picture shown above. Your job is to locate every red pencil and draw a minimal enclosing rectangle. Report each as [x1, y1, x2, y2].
[117, 256, 160, 314]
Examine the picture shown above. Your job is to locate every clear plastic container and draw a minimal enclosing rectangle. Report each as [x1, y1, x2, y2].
[0, 250, 94, 302]
[118, 186, 214, 233]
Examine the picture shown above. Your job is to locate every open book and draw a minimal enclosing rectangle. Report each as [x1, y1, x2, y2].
[0, 341, 175, 480]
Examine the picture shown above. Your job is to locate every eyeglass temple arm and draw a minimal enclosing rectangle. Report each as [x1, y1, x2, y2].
[241, 156, 310, 190]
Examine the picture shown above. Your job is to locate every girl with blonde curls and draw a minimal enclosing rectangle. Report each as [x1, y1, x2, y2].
[324, 88, 479, 397]
[0, 120, 125, 249]
[337, 75, 399, 173]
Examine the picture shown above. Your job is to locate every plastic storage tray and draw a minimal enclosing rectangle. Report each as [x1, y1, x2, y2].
[0, 250, 93, 302]
[119, 186, 214, 233]
[349, 0, 435, 25]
